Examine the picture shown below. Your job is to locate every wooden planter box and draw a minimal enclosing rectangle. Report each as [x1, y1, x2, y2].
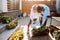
[32, 28, 49, 37]
[8, 28, 24, 40]
[0, 19, 2, 23]
[6, 18, 18, 30]
[49, 25, 59, 35]
[0, 18, 18, 34]
[0, 25, 6, 33]
[49, 25, 60, 40]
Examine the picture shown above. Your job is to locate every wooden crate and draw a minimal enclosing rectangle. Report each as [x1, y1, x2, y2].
[0, 26, 6, 33]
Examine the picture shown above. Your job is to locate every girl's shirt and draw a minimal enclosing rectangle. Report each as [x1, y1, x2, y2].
[30, 12, 40, 21]
[30, 12, 40, 28]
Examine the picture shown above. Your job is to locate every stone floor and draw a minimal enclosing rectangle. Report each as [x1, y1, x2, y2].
[18, 17, 60, 27]
[0, 17, 60, 40]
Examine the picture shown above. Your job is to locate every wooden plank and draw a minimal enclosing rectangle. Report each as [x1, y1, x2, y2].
[52, 17, 60, 22]
[30, 35, 51, 40]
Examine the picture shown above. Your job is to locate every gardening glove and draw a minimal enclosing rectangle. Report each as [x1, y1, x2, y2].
[40, 24, 43, 28]
[27, 24, 30, 31]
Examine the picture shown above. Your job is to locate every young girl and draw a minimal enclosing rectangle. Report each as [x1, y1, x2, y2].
[27, 4, 41, 37]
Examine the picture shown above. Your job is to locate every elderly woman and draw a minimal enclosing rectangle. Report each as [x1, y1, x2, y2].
[28, 4, 50, 31]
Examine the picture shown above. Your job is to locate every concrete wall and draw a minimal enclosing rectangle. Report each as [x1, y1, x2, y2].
[2, 0, 8, 12]
[0, 0, 8, 12]
[0, 0, 3, 13]
[56, 0, 60, 14]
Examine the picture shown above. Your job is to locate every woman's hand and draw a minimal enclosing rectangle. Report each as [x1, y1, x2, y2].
[40, 24, 43, 28]
[40, 14, 43, 18]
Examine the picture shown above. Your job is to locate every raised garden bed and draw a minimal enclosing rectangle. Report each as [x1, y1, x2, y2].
[0, 18, 18, 33]
[30, 35, 51, 40]
[6, 19, 18, 30]
[8, 27, 24, 40]
[0, 15, 12, 24]
[49, 25, 60, 40]
[32, 26, 49, 37]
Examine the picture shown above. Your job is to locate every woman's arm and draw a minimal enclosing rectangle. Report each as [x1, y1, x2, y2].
[42, 18, 46, 25]
[39, 13, 44, 28]
[39, 13, 47, 28]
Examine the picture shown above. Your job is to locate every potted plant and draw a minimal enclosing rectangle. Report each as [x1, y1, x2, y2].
[6, 23, 17, 30]
[9, 29, 24, 40]
[53, 30, 60, 40]
[2, 16, 12, 24]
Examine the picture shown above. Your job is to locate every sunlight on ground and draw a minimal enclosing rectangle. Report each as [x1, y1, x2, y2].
[21, 25, 28, 40]
[21, 25, 40, 40]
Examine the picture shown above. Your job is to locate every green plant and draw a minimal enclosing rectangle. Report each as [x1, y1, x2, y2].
[6, 23, 17, 29]
[2, 15, 12, 23]
[54, 30, 60, 40]
[32, 26, 49, 34]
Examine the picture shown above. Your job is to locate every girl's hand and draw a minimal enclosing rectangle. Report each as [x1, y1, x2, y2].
[40, 14, 43, 18]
